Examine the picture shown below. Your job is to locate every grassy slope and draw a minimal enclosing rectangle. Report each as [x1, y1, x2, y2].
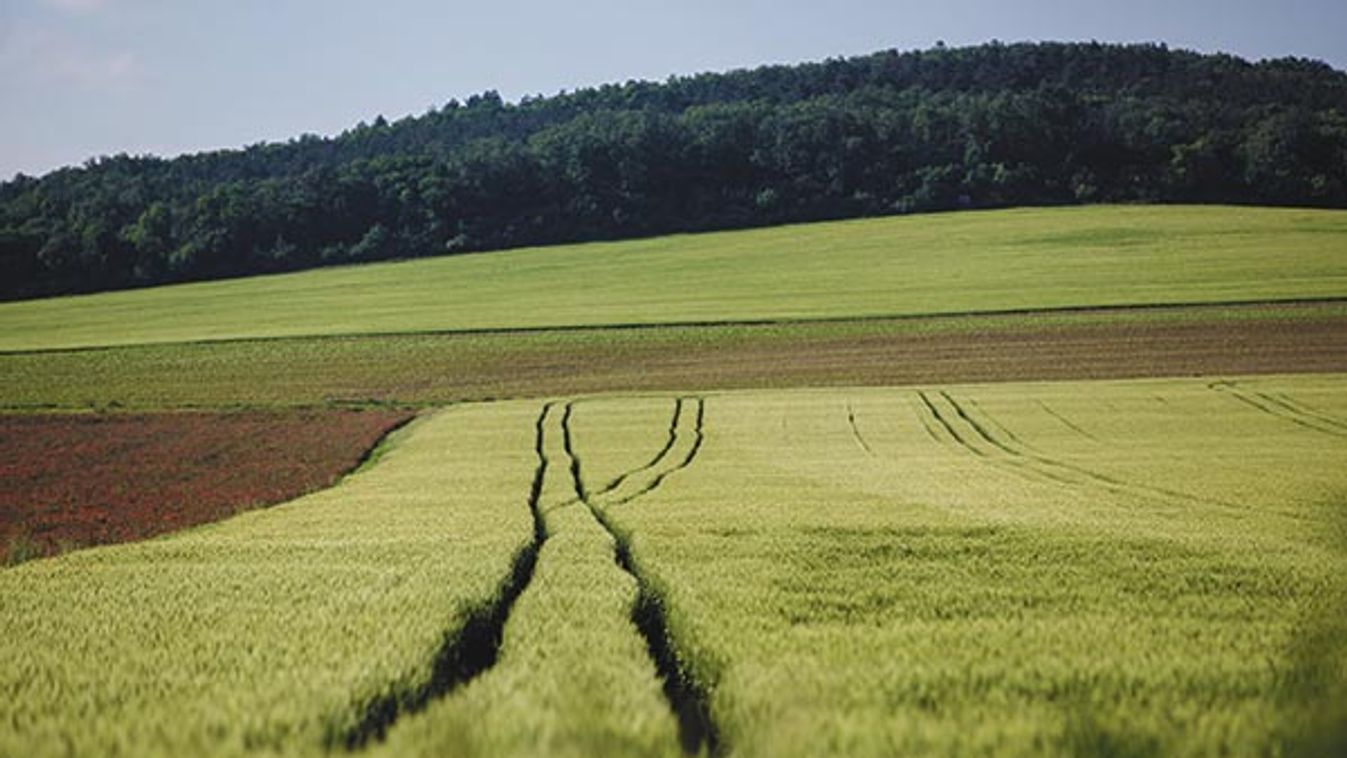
[574, 377, 1347, 756]
[1, 205, 1345, 351]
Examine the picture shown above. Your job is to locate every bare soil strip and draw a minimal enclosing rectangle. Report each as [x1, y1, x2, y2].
[2, 302, 1343, 410]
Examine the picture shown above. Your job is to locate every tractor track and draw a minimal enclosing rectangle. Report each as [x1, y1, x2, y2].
[1036, 400, 1102, 443]
[594, 398, 685, 498]
[352, 398, 717, 754]
[1260, 392, 1347, 433]
[965, 397, 1033, 450]
[846, 403, 876, 457]
[1260, 390, 1347, 433]
[597, 397, 706, 507]
[940, 391, 1221, 506]
[915, 391, 1063, 485]
[917, 390, 1236, 508]
[560, 401, 720, 756]
[916, 392, 985, 457]
[340, 404, 553, 750]
[1211, 381, 1347, 438]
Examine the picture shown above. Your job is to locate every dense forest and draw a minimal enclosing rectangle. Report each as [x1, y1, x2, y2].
[3, 41, 1346, 300]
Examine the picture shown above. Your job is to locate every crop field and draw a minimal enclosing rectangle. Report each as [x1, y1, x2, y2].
[2, 376, 1345, 756]
[0, 405, 541, 756]
[2, 204, 1345, 757]
[1, 205, 1345, 351]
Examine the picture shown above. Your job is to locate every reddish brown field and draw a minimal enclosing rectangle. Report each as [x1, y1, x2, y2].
[0, 409, 413, 563]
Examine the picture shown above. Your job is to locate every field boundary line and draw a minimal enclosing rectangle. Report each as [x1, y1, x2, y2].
[342, 413, 424, 480]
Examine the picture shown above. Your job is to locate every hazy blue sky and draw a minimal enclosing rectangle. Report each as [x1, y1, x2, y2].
[2, 0, 1344, 179]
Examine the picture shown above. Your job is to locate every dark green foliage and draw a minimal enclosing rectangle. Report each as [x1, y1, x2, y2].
[3, 41, 1346, 300]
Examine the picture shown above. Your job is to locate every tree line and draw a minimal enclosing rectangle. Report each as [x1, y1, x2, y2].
[2, 41, 1345, 300]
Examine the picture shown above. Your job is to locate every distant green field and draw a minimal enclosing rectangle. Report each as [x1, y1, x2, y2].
[1, 205, 1345, 351]
[4, 376, 1346, 756]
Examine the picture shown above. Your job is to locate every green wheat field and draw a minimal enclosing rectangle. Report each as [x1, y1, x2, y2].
[2, 205, 1346, 757]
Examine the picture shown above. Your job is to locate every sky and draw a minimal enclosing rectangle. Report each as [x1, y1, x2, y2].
[2, 0, 1345, 179]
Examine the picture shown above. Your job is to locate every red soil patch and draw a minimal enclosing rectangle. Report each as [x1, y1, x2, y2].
[0, 409, 413, 563]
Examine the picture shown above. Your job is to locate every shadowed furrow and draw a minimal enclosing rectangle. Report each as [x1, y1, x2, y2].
[846, 403, 876, 457]
[939, 391, 1232, 509]
[915, 391, 1061, 486]
[595, 397, 706, 507]
[340, 404, 553, 750]
[561, 401, 721, 756]
[1229, 384, 1347, 439]
[595, 398, 685, 496]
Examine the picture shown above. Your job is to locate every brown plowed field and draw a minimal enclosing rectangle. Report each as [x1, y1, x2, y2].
[672, 314, 1347, 387]
[0, 410, 413, 563]
[1, 302, 1343, 409]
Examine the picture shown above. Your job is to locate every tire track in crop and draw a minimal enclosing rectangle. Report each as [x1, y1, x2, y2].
[914, 391, 1060, 485]
[340, 404, 553, 750]
[1261, 392, 1347, 433]
[966, 397, 1034, 450]
[561, 402, 720, 756]
[845, 402, 876, 457]
[915, 391, 983, 456]
[908, 394, 945, 444]
[1210, 381, 1347, 438]
[940, 390, 1165, 497]
[1036, 400, 1102, 443]
[936, 391, 1227, 508]
[592, 398, 684, 498]
[595, 397, 705, 507]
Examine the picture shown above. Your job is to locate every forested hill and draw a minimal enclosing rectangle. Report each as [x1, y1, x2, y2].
[3, 41, 1346, 300]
